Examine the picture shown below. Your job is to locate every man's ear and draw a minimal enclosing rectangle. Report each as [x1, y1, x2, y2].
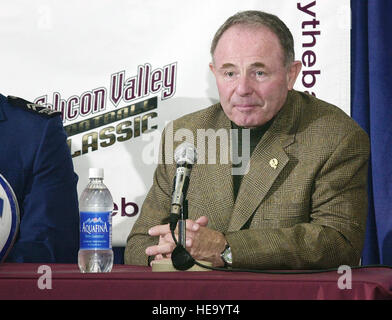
[209, 62, 215, 74]
[287, 60, 302, 90]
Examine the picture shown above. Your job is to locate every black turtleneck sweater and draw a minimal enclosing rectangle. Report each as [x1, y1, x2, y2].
[231, 118, 274, 200]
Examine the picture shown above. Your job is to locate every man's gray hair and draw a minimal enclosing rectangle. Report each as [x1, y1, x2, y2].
[210, 10, 295, 67]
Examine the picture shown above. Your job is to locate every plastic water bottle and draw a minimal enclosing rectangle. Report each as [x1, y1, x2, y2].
[78, 168, 114, 273]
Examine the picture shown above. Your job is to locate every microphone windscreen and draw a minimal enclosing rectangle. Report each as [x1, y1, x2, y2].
[171, 245, 196, 271]
[174, 142, 197, 165]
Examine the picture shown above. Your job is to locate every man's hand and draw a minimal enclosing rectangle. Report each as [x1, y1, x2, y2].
[145, 216, 227, 267]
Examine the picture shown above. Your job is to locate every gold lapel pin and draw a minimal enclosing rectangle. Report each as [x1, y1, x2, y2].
[269, 158, 278, 169]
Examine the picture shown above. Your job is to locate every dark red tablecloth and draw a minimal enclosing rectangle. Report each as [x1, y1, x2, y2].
[0, 263, 391, 300]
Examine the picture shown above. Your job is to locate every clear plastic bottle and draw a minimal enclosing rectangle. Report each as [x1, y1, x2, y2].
[78, 168, 114, 273]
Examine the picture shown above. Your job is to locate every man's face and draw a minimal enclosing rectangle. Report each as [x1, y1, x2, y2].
[210, 24, 301, 128]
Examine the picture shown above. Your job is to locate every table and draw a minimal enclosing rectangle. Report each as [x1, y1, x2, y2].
[0, 263, 392, 300]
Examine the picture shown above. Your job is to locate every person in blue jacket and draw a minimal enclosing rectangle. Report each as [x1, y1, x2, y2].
[0, 93, 79, 263]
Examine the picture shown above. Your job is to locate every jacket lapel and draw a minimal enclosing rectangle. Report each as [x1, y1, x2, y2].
[186, 105, 236, 232]
[227, 91, 301, 232]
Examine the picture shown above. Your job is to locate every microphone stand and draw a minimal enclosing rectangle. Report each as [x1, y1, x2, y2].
[178, 199, 188, 248]
[151, 198, 212, 272]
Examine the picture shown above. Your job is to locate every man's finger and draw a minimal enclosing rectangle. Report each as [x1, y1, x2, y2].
[195, 216, 209, 227]
[149, 218, 206, 236]
[154, 254, 164, 260]
[148, 223, 170, 236]
[145, 242, 174, 256]
[185, 219, 200, 232]
[184, 216, 209, 232]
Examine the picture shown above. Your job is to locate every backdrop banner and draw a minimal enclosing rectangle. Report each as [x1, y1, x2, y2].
[0, 0, 350, 247]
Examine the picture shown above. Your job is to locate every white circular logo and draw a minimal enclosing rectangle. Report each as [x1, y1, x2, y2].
[0, 173, 20, 262]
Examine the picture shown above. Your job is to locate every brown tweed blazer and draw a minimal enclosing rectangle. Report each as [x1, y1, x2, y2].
[124, 90, 370, 269]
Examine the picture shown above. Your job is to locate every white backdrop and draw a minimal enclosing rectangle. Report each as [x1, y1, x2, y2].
[0, 0, 350, 246]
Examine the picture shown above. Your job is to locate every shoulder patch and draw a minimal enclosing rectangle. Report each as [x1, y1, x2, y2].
[7, 95, 61, 118]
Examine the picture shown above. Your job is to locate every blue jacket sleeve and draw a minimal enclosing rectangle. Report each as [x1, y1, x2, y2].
[6, 116, 79, 263]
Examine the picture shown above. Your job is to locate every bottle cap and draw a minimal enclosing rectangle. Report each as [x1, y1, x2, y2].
[89, 168, 104, 179]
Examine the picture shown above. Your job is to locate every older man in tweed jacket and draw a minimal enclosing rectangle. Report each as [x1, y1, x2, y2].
[124, 11, 369, 270]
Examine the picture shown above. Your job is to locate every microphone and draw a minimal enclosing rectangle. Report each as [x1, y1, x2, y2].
[170, 142, 197, 236]
[171, 143, 196, 208]
[169, 142, 197, 270]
